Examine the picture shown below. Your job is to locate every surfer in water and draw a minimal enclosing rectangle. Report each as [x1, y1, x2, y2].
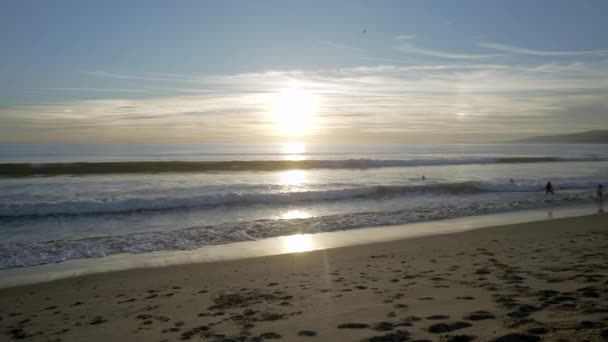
[545, 181, 554, 195]
[598, 184, 604, 201]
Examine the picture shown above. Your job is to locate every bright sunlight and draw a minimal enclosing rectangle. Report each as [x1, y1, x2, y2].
[272, 88, 317, 135]
[279, 169, 306, 186]
[283, 141, 305, 154]
[281, 209, 311, 220]
[282, 141, 305, 160]
[282, 234, 314, 253]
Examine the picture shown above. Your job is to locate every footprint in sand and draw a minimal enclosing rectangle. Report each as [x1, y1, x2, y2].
[297, 330, 317, 336]
[259, 332, 282, 339]
[494, 333, 540, 341]
[337, 323, 369, 329]
[364, 330, 411, 342]
[526, 327, 549, 335]
[446, 335, 476, 342]
[464, 311, 496, 321]
[428, 321, 472, 333]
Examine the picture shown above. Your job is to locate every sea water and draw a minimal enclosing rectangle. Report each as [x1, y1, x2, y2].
[0, 143, 606, 269]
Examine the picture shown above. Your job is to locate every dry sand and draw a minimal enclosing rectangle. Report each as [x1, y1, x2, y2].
[1, 214, 607, 342]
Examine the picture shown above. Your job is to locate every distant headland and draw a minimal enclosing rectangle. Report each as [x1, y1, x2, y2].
[511, 130, 608, 144]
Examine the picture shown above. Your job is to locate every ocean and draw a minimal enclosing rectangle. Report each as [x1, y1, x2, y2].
[0, 142, 606, 270]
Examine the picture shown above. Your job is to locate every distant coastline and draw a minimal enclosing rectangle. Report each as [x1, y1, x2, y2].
[511, 130, 608, 144]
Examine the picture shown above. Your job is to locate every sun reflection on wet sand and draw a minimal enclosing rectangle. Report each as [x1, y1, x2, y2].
[282, 234, 314, 253]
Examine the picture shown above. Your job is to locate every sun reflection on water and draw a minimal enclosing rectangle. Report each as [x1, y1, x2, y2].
[279, 169, 306, 186]
[281, 209, 311, 219]
[283, 142, 305, 154]
[283, 142, 306, 161]
[283, 234, 314, 253]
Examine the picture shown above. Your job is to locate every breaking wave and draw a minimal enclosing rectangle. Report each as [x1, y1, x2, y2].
[3, 179, 600, 218]
[0, 191, 596, 269]
[1, 156, 604, 176]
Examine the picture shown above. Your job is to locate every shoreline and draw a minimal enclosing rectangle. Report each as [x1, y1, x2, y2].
[0, 213, 606, 341]
[0, 204, 602, 289]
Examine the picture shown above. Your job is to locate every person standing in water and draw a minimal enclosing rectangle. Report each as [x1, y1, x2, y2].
[598, 184, 604, 201]
[545, 181, 554, 195]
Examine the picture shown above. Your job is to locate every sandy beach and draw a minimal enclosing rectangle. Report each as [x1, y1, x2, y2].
[1, 214, 607, 342]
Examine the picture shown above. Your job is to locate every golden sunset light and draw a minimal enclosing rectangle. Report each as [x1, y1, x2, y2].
[2, 2, 607, 340]
[271, 88, 317, 135]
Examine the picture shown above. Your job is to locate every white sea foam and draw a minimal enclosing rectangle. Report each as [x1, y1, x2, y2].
[1, 143, 606, 270]
[1, 179, 603, 217]
[0, 190, 596, 269]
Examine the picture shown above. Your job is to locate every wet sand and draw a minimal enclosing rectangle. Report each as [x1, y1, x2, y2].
[1, 214, 607, 341]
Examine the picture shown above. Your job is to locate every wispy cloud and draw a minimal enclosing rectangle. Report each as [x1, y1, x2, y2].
[87, 70, 201, 83]
[3, 58, 608, 142]
[395, 34, 415, 41]
[318, 40, 365, 53]
[395, 44, 503, 59]
[45, 87, 148, 93]
[479, 42, 608, 56]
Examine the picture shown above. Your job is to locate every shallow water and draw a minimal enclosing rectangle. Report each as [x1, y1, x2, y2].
[0, 143, 606, 269]
[0, 204, 600, 288]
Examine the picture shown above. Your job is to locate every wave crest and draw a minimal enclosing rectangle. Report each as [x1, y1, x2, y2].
[0, 192, 595, 269]
[1, 179, 601, 218]
[1, 156, 603, 176]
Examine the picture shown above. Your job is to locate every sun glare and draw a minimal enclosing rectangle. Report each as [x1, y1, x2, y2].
[279, 169, 306, 186]
[283, 141, 305, 154]
[282, 234, 314, 253]
[281, 209, 311, 220]
[272, 88, 316, 135]
[283, 141, 305, 160]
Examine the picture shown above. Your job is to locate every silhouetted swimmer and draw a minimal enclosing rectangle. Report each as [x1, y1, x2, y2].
[545, 181, 554, 195]
[598, 184, 604, 201]
[422, 175, 426, 180]
[509, 178, 515, 183]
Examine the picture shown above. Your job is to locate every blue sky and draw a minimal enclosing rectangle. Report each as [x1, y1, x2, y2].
[1, 0, 608, 143]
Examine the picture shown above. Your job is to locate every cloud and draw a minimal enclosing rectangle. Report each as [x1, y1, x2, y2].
[395, 44, 503, 59]
[45, 87, 148, 93]
[395, 34, 415, 41]
[87, 70, 202, 83]
[479, 42, 608, 56]
[3, 59, 608, 142]
[317, 40, 364, 53]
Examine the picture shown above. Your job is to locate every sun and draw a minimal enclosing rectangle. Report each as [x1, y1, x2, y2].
[272, 88, 316, 135]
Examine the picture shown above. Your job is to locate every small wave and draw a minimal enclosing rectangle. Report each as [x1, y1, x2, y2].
[0, 156, 603, 176]
[1, 179, 602, 218]
[0, 182, 525, 217]
[0, 191, 596, 269]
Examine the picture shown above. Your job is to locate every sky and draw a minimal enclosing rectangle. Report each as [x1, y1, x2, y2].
[1, 0, 608, 143]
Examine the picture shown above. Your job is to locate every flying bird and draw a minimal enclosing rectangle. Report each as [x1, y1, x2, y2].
[362, 29, 366, 34]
